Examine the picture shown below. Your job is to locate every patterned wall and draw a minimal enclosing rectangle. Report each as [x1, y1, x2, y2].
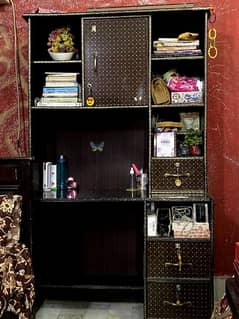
[1, 0, 239, 275]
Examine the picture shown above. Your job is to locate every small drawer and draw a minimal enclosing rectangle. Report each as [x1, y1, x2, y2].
[147, 240, 211, 278]
[151, 158, 205, 194]
[146, 281, 212, 319]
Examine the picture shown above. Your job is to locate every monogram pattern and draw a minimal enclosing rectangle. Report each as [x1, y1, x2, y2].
[0, 195, 35, 319]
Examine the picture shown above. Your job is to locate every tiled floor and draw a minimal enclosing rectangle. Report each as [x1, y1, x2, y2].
[35, 300, 144, 319]
[34, 278, 228, 319]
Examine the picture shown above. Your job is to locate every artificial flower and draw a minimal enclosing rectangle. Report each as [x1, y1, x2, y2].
[47, 27, 76, 53]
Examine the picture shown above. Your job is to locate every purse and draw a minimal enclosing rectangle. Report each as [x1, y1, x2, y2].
[151, 77, 170, 105]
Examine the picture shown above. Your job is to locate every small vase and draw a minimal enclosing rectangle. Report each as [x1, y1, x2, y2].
[48, 50, 74, 61]
[189, 145, 201, 156]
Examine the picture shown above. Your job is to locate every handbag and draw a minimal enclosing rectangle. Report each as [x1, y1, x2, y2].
[151, 77, 170, 105]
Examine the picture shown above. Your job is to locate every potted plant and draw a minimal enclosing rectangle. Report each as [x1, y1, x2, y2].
[183, 129, 203, 156]
[47, 26, 76, 60]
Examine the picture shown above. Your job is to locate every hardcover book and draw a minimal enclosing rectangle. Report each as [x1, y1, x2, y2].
[43, 87, 78, 93]
[45, 72, 79, 82]
[45, 81, 79, 87]
[42, 92, 78, 97]
[40, 97, 79, 103]
[36, 101, 82, 107]
[154, 38, 199, 46]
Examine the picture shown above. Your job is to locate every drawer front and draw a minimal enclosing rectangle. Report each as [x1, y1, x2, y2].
[147, 281, 211, 319]
[151, 158, 205, 194]
[147, 241, 211, 278]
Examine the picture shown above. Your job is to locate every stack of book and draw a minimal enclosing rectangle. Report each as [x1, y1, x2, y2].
[36, 72, 82, 107]
[153, 37, 202, 57]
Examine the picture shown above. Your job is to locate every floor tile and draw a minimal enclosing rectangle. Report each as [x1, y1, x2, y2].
[35, 300, 144, 319]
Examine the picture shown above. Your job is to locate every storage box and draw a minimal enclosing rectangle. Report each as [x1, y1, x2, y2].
[172, 222, 210, 238]
[171, 91, 203, 104]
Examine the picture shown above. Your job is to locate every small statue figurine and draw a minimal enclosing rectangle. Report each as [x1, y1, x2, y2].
[67, 176, 78, 199]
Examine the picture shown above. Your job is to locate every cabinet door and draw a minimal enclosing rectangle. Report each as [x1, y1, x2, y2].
[83, 16, 149, 107]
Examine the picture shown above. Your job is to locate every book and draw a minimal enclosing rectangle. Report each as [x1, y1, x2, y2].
[45, 81, 79, 87]
[153, 49, 202, 56]
[45, 72, 79, 75]
[154, 38, 199, 46]
[154, 45, 198, 51]
[43, 87, 78, 93]
[36, 101, 82, 107]
[42, 92, 78, 97]
[45, 72, 79, 82]
[45, 76, 78, 82]
[40, 97, 79, 103]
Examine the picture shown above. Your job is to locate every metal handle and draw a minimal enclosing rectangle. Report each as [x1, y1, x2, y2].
[164, 261, 192, 270]
[164, 162, 190, 187]
[164, 162, 190, 178]
[165, 244, 192, 271]
[93, 51, 97, 72]
[164, 284, 192, 307]
[164, 173, 190, 178]
[163, 300, 192, 307]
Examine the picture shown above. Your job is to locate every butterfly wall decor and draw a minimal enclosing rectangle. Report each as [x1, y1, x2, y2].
[90, 141, 104, 152]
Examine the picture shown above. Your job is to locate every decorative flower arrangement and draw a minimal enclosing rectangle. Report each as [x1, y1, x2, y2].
[47, 27, 76, 53]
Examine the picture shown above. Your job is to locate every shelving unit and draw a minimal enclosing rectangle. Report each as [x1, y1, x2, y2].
[23, 5, 213, 319]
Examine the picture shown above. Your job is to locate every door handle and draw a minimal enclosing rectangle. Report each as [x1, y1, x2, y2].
[93, 51, 97, 72]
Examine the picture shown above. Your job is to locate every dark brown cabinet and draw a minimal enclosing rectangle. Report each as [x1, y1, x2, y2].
[23, 5, 213, 319]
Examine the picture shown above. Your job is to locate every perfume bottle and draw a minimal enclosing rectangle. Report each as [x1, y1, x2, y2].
[147, 202, 157, 236]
